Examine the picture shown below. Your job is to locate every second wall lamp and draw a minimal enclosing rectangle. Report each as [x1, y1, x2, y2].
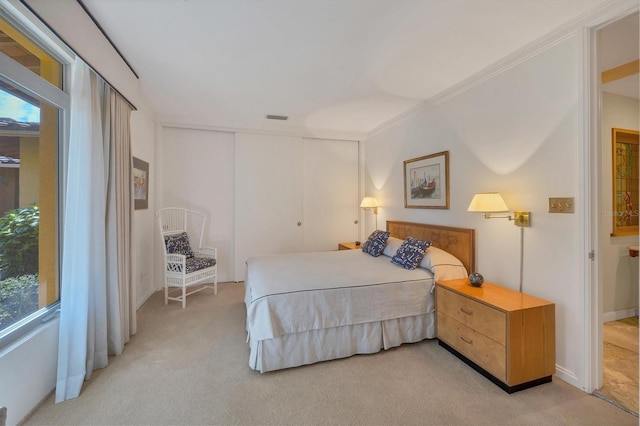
[467, 192, 530, 227]
[360, 196, 379, 230]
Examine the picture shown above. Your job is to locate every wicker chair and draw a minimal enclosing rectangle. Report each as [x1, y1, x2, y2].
[156, 207, 217, 308]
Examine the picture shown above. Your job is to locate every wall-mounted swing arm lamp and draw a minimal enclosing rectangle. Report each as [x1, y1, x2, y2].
[360, 196, 379, 230]
[467, 192, 531, 227]
[467, 192, 531, 293]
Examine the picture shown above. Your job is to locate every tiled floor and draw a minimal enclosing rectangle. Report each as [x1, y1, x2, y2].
[596, 317, 638, 415]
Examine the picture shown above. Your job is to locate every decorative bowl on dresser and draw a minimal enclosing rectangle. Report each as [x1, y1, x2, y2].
[436, 278, 555, 393]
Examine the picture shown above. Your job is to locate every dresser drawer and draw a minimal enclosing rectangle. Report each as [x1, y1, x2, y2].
[437, 312, 507, 381]
[436, 287, 506, 345]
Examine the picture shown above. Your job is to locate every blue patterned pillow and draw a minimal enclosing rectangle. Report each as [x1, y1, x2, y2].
[391, 237, 431, 270]
[361, 230, 390, 257]
[164, 232, 194, 259]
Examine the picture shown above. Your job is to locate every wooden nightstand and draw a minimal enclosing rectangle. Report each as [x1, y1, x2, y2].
[338, 242, 361, 250]
[436, 278, 555, 393]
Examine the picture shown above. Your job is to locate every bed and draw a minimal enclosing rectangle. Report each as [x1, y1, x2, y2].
[244, 220, 476, 373]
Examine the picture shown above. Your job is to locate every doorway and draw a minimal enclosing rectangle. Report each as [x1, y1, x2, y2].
[597, 317, 638, 413]
[592, 11, 639, 415]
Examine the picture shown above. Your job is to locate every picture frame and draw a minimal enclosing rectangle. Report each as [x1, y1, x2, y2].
[403, 151, 449, 209]
[133, 157, 149, 210]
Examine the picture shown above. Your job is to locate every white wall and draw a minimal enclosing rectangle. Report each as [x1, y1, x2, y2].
[364, 34, 588, 388]
[131, 109, 157, 308]
[601, 92, 639, 320]
[156, 127, 235, 284]
[0, 319, 58, 426]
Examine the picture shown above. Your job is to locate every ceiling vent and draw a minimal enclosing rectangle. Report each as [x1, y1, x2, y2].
[265, 114, 288, 121]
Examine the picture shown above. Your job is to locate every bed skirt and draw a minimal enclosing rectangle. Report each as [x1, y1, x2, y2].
[248, 312, 435, 373]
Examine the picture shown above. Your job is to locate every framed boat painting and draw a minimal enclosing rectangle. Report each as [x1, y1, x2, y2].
[404, 151, 449, 209]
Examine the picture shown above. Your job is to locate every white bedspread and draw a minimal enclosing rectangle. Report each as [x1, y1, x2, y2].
[245, 249, 434, 342]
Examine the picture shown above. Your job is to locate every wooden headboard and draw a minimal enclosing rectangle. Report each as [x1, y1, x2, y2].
[386, 221, 476, 273]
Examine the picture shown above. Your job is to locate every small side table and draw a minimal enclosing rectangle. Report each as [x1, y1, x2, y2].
[436, 278, 555, 393]
[338, 242, 361, 250]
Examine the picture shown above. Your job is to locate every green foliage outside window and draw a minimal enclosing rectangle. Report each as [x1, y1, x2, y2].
[0, 204, 39, 278]
[0, 205, 40, 329]
[0, 274, 38, 329]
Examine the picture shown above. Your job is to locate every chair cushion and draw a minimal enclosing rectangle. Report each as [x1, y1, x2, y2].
[185, 256, 217, 274]
[164, 232, 194, 259]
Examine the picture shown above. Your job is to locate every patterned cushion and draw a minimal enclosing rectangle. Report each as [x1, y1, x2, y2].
[391, 237, 432, 270]
[185, 256, 217, 274]
[361, 230, 390, 257]
[164, 232, 194, 259]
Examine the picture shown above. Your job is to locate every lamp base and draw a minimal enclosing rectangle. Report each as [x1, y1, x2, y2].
[513, 212, 530, 227]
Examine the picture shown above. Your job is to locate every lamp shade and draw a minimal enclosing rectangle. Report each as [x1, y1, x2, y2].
[360, 197, 379, 208]
[467, 192, 509, 212]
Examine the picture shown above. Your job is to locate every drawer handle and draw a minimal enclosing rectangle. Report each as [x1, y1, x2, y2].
[460, 308, 473, 316]
[460, 336, 473, 345]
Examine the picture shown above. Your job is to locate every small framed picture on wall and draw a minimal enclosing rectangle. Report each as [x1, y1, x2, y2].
[403, 150, 449, 209]
[133, 157, 149, 210]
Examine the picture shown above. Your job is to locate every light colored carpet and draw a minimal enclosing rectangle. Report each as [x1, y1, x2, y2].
[597, 317, 639, 414]
[23, 283, 638, 425]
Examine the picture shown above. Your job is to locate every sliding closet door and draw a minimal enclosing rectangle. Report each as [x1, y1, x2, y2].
[234, 133, 303, 280]
[302, 138, 359, 250]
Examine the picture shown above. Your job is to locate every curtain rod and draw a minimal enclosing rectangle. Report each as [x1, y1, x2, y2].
[19, 0, 138, 111]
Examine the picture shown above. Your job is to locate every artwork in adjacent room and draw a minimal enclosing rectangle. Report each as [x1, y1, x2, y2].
[612, 128, 639, 236]
[404, 151, 449, 209]
[133, 157, 149, 210]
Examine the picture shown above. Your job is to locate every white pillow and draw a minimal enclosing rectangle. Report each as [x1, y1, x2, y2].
[420, 246, 468, 282]
[382, 236, 403, 257]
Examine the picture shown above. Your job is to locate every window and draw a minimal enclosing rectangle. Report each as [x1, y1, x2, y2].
[612, 128, 639, 237]
[0, 21, 62, 88]
[0, 15, 67, 346]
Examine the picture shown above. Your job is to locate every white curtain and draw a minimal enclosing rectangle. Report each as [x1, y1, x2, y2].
[56, 57, 135, 403]
[106, 91, 136, 354]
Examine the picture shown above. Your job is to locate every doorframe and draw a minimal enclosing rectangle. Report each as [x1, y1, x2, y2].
[584, 3, 639, 394]
[584, 21, 601, 394]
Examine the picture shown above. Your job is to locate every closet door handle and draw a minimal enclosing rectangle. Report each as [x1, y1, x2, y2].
[297, 222, 302, 226]
[354, 220, 358, 224]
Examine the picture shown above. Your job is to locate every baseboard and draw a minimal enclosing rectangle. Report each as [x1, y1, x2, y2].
[553, 365, 580, 390]
[136, 286, 157, 310]
[603, 308, 639, 323]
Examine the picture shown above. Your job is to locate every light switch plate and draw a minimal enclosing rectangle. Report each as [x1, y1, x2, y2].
[549, 197, 574, 213]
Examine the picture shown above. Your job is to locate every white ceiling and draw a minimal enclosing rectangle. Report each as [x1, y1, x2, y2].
[82, 0, 616, 137]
